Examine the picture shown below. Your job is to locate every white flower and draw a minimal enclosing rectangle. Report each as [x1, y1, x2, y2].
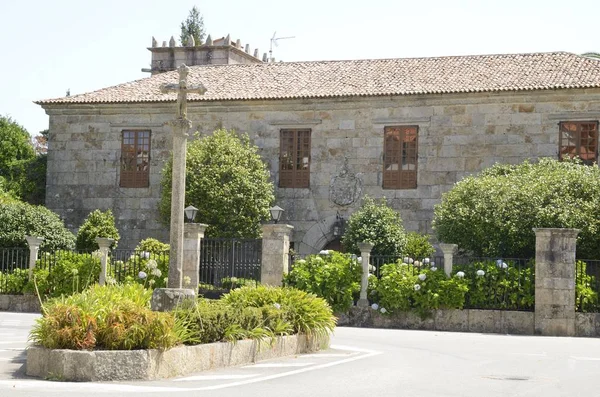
[502, 262, 508, 269]
[496, 259, 503, 267]
[403, 257, 410, 264]
[368, 273, 376, 278]
[430, 261, 435, 267]
[92, 251, 102, 259]
[455, 271, 465, 278]
[138, 271, 147, 279]
[371, 303, 379, 310]
[151, 268, 162, 277]
[106, 276, 116, 286]
[357, 257, 362, 263]
[183, 276, 191, 286]
[430, 266, 438, 272]
[414, 284, 421, 291]
[163, 277, 168, 284]
[423, 258, 430, 264]
[148, 279, 155, 286]
[141, 251, 150, 259]
[145, 259, 158, 270]
[408, 258, 414, 264]
[476, 269, 485, 277]
[368, 264, 375, 273]
[296, 259, 306, 265]
[319, 250, 330, 255]
[230, 277, 238, 283]
[414, 261, 421, 267]
[273, 303, 281, 310]
[380, 307, 387, 314]
[418, 274, 427, 281]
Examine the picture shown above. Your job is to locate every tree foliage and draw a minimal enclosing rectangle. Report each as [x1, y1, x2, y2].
[433, 158, 600, 259]
[0, 201, 75, 250]
[159, 129, 274, 238]
[180, 6, 205, 46]
[76, 209, 120, 250]
[342, 196, 407, 256]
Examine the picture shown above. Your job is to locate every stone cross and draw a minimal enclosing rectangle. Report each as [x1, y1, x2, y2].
[161, 64, 207, 289]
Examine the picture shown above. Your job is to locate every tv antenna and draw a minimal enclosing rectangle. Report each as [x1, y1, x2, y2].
[269, 31, 295, 62]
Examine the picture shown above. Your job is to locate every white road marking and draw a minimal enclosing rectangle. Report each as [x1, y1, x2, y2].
[0, 341, 27, 345]
[299, 353, 357, 358]
[570, 356, 600, 361]
[174, 374, 259, 382]
[245, 362, 314, 368]
[0, 344, 382, 393]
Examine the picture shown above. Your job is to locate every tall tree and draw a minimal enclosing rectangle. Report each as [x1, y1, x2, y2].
[180, 6, 205, 46]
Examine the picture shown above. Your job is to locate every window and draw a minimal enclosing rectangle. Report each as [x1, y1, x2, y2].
[559, 121, 598, 165]
[120, 130, 150, 188]
[383, 125, 418, 189]
[279, 129, 311, 188]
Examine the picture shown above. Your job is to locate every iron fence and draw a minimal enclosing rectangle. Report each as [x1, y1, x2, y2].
[109, 250, 169, 283]
[36, 249, 96, 272]
[576, 259, 600, 312]
[369, 255, 445, 278]
[200, 238, 262, 288]
[0, 248, 29, 294]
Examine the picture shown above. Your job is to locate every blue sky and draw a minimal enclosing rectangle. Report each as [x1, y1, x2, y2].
[1, 0, 599, 136]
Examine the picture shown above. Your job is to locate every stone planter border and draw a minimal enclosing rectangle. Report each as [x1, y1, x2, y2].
[0, 294, 41, 313]
[26, 333, 329, 381]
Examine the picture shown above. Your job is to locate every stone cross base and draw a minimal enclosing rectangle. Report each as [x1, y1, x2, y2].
[150, 288, 196, 312]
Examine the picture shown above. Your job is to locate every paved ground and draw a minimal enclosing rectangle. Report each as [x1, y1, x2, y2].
[1, 312, 600, 396]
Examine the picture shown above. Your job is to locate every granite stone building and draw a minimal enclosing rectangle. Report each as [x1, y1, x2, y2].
[37, 37, 600, 253]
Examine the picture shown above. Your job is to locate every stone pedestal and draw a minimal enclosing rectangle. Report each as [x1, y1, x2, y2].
[183, 223, 207, 288]
[150, 288, 196, 312]
[357, 242, 374, 307]
[25, 236, 44, 280]
[95, 238, 114, 286]
[439, 243, 458, 276]
[533, 228, 579, 336]
[261, 224, 293, 286]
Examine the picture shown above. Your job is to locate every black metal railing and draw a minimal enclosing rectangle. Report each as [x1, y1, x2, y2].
[0, 248, 29, 294]
[36, 249, 96, 272]
[453, 257, 535, 311]
[200, 238, 262, 288]
[369, 255, 445, 278]
[109, 250, 170, 283]
[575, 259, 600, 312]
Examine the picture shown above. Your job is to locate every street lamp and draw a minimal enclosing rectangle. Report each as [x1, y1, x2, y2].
[184, 205, 198, 223]
[332, 212, 345, 237]
[269, 205, 284, 224]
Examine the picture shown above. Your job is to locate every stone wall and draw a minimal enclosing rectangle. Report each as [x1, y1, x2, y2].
[0, 295, 41, 313]
[42, 88, 600, 250]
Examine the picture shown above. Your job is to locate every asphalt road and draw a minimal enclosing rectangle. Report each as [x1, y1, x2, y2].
[0, 311, 599, 396]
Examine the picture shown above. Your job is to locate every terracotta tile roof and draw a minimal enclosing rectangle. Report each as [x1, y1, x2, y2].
[37, 52, 600, 105]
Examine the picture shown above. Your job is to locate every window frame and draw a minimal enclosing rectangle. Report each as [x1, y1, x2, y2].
[559, 121, 599, 165]
[279, 128, 311, 188]
[120, 130, 151, 188]
[382, 125, 418, 190]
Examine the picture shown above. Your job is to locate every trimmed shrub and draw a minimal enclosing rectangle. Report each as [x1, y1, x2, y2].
[404, 232, 435, 259]
[284, 251, 361, 312]
[342, 196, 407, 256]
[76, 209, 120, 251]
[0, 268, 29, 294]
[0, 201, 75, 250]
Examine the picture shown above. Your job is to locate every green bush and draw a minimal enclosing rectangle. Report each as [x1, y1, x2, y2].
[576, 261, 598, 312]
[30, 284, 182, 350]
[0, 201, 75, 250]
[404, 232, 435, 259]
[342, 196, 407, 256]
[220, 277, 258, 290]
[284, 251, 361, 312]
[434, 158, 600, 259]
[0, 268, 29, 294]
[76, 209, 120, 251]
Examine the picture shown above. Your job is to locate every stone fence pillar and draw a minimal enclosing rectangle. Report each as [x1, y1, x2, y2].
[25, 236, 44, 280]
[95, 238, 114, 286]
[439, 243, 457, 277]
[357, 242, 374, 307]
[261, 224, 293, 286]
[533, 228, 579, 336]
[183, 223, 207, 289]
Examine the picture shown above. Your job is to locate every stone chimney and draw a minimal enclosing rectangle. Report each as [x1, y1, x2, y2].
[142, 33, 264, 75]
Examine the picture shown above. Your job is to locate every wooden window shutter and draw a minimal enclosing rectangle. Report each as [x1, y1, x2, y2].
[279, 129, 311, 188]
[559, 121, 598, 165]
[383, 126, 418, 189]
[120, 130, 151, 188]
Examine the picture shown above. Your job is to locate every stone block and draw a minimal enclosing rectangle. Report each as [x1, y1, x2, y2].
[502, 311, 534, 335]
[150, 288, 196, 312]
[434, 310, 469, 332]
[575, 313, 596, 337]
[404, 311, 435, 330]
[468, 310, 502, 333]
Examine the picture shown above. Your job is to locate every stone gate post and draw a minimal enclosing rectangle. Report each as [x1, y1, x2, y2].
[95, 238, 114, 286]
[183, 223, 207, 289]
[357, 242, 374, 307]
[25, 236, 44, 280]
[533, 228, 579, 336]
[439, 243, 458, 277]
[261, 224, 293, 286]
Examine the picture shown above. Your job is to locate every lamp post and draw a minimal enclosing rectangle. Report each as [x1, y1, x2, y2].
[269, 205, 284, 224]
[332, 212, 345, 237]
[184, 205, 198, 223]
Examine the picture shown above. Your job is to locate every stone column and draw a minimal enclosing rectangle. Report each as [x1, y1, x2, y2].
[95, 238, 114, 286]
[261, 224, 294, 286]
[533, 228, 579, 336]
[183, 223, 207, 288]
[357, 242, 374, 307]
[439, 243, 458, 277]
[25, 236, 44, 280]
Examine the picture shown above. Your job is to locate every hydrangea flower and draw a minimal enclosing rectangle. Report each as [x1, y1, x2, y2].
[501, 262, 508, 269]
[371, 303, 379, 310]
[418, 274, 426, 281]
[403, 257, 410, 264]
[423, 258, 430, 264]
[380, 307, 387, 314]
[430, 261, 435, 267]
[368, 264, 375, 273]
[455, 271, 465, 278]
[138, 271, 147, 279]
[148, 279, 155, 286]
[141, 251, 150, 259]
[430, 266, 438, 272]
[146, 259, 158, 270]
[319, 250, 330, 255]
[273, 303, 281, 310]
[414, 261, 421, 267]
[357, 257, 362, 263]
[476, 269, 485, 277]
[151, 268, 162, 277]
[414, 284, 421, 291]
[296, 259, 306, 265]
[230, 277, 238, 283]
[496, 259, 503, 267]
